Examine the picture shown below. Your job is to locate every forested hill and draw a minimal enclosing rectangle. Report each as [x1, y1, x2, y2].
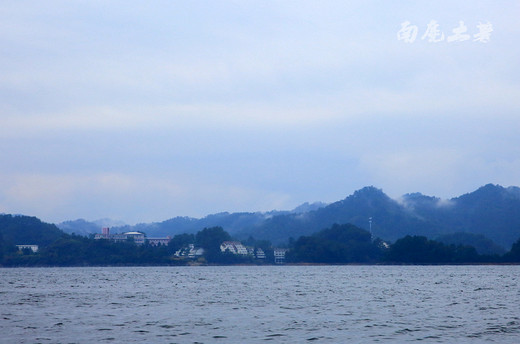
[240, 186, 437, 245]
[239, 184, 520, 249]
[0, 214, 65, 247]
[58, 203, 328, 238]
[54, 184, 520, 250]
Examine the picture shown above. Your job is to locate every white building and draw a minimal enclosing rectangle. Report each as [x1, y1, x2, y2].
[16, 245, 39, 253]
[220, 241, 248, 255]
[188, 245, 205, 258]
[123, 232, 145, 244]
[174, 244, 204, 258]
[274, 248, 288, 264]
[255, 248, 266, 259]
[147, 237, 171, 246]
[94, 228, 146, 245]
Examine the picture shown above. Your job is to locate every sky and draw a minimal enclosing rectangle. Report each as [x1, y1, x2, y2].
[1, 1, 519, 225]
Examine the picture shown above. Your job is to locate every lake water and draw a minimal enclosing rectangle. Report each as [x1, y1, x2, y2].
[1, 265, 519, 343]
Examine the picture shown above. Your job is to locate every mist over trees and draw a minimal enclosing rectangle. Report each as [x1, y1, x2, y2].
[435, 232, 506, 255]
[56, 184, 520, 254]
[246, 184, 520, 249]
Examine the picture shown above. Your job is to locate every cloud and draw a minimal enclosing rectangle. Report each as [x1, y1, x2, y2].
[358, 145, 520, 200]
[359, 148, 462, 193]
[0, 1, 519, 223]
[0, 171, 295, 224]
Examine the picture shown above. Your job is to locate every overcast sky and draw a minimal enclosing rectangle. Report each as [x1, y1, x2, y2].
[1, 1, 519, 224]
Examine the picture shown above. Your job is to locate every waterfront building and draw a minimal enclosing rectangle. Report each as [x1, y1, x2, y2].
[94, 228, 146, 245]
[147, 236, 172, 246]
[16, 245, 39, 253]
[220, 241, 248, 255]
[274, 248, 288, 264]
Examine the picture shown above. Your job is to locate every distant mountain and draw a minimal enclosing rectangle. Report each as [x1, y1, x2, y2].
[238, 186, 437, 245]
[58, 218, 127, 236]
[56, 184, 520, 250]
[112, 212, 280, 238]
[238, 184, 520, 249]
[93, 218, 127, 228]
[58, 202, 327, 238]
[290, 201, 328, 214]
[59, 214, 270, 238]
[58, 219, 102, 236]
[441, 184, 520, 248]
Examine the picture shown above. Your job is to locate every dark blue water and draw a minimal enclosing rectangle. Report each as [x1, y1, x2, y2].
[1, 266, 519, 343]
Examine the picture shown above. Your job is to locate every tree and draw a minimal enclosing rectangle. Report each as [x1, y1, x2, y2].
[0, 232, 4, 263]
[167, 233, 195, 254]
[195, 227, 231, 263]
[503, 237, 520, 262]
[385, 235, 483, 264]
[287, 223, 381, 263]
[243, 236, 272, 251]
[436, 232, 505, 255]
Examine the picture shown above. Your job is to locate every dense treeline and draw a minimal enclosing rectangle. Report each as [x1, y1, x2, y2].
[503, 238, 520, 262]
[287, 224, 382, 263]
[0, 226, 260, 266]
[287, 224, 519, 264]
[237, 184, 520, 250]
[3, 234, 178, 266]
[385, 235, 495, 264]
[1, 214, 520, 266]
[435, 232, 506, 255]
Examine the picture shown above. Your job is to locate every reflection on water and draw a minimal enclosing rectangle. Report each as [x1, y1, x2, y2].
[1, 266, 519, 343]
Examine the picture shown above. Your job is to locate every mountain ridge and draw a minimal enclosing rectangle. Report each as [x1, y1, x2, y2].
[56, 184, 520, 250]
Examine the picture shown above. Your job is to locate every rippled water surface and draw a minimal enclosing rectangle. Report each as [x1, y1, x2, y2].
[1, 266, 519, 343]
